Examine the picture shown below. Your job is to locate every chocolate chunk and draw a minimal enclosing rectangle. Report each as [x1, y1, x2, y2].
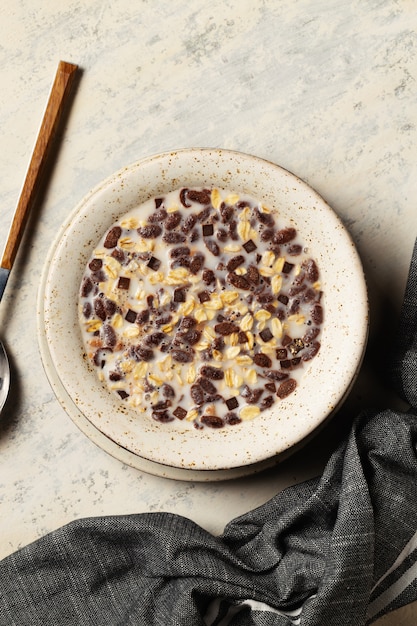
[243, 239, 257, 253]
[201, 415, 224, 428]
[200, 365, 224, 380]
[171, 348, 194, 363]
[273, 227, 296, 244]
[138, 224, 162, 238]
[204, 238, 220, 256]
[264, 369, 289, 381]
[278, 294, 289, 305]
[174, 287, 187, 303]
[226, 272, 251, 290]
[198, 290, 210, 303]
[117, 390, 129, 400]
[155, 198, 164, 208]
[214, 321, 240, 335]
[253, 352, 272, 368]
[163, 231, 186, 244]
[277, 378, 297, 398]
[276, 348, 287, 359]
[225, 397, 239, 410]
[202, 268, 215, 285]
[288, 338, 305, 354]
[117, 276, 130, 290]
[173, 406, 187, 420]
[259, 328, 273, 342]
[237, 331, 248, 344]
[93, 348, 111, 368]
[165, 212, 182, 230]
[147, 256, 161, 271]
[226, 255, 245, 272]
[212, 336, 225, 351]
[265, 382, 276, 392]
[280, 359, 292, 369]
[109, 372, 122, 381]
[104, 226, 122, 249]
[202, 223, 214, 236]
[282, 262, 294, 274]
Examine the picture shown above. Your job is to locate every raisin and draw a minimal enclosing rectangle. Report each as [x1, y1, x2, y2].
[201, 415, 224, 428]
[165, 212, 182, 230]
[131, 345, 154, 362]
[82, 302, 92, 319]
[80, 277, 94, 297]
[202, 268, 215, 285]
[94, 298, 107, 321]
[138, 224, 162, 238]
[200, 365, 224, 380]
[148, 209, 168, 223]
[253, 352, 272, 368]
[247, 265, 260, 285]
[273, 227, 296, 244]
[181, 329, 202, 345]
[171, 348, 194, 363]
[163, 231, 186, 244]
[89, 258, 103, 272]
[226, 255, 245, 271]
[237, 331, 247, 344]
[180, 188, 191, 207]
[187, 189, 211, 204]
[152, 409, 173, 423]
[189, 254, 205, 274]
[104, 226, 122, 248]
[101, 324, 117, 348]
[143, 332, 165, 346]
[182, 214, 197, 233]
[264, 370, 289, 381]
[302, 258, 319, 283]
[109, 372, 122, 381]
[170, 246, 190, 258]
[214, 321, 240, 335]
[179, 316, 197, 329]
[255, 208, 275, 226]
[241, 385, 263, 404]
[217, 228, 228, 242]
[302, 341, 321, 361]
[212, 336, 225, 351]
[226, 272, 251, 290]
[136, 309, 150, 324]
[303, 327, 320, 343]
[226, 411, 241, 425]
[288, 244, 303, 256]
[204, 238, 220, 256]
[260, 228, 275, 242]
[277, 378, 297, 398]
[197, 376, 217, 395]
[190, 384, 205, 405]
[311, 304, 323, 325]
[162, 384, 175, 398]
[220, 204, 234, 222]
[260, 395, 274, 410]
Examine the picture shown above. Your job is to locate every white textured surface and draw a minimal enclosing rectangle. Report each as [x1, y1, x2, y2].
[1, 1, 417, 623]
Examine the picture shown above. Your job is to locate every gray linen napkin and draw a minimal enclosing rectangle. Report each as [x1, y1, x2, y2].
[1, 240, 417, 626]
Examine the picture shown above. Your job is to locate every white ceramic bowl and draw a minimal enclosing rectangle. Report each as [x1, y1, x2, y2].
[37, 148, 368, 480]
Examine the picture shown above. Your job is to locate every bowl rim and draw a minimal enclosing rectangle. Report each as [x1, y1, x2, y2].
[37, 147, 369, 473]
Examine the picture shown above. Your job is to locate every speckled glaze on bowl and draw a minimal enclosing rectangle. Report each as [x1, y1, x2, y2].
[37, 148, 368, 480]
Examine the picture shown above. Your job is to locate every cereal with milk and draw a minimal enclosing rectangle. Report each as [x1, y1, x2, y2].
[79, 188, 323, 429]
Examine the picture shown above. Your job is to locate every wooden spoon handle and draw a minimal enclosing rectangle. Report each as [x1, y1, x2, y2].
[1, 60, 78, 271]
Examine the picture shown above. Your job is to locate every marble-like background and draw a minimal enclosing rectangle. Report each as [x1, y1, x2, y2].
[1, 1, 417, 623]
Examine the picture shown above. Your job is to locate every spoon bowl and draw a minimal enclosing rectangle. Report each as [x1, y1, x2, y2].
[0, 341, 10, 413]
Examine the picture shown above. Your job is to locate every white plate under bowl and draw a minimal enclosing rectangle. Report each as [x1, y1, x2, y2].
[37, 148, 368, 480]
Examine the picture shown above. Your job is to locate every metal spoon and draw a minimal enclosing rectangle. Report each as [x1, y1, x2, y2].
[0, 60, 78, 413]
